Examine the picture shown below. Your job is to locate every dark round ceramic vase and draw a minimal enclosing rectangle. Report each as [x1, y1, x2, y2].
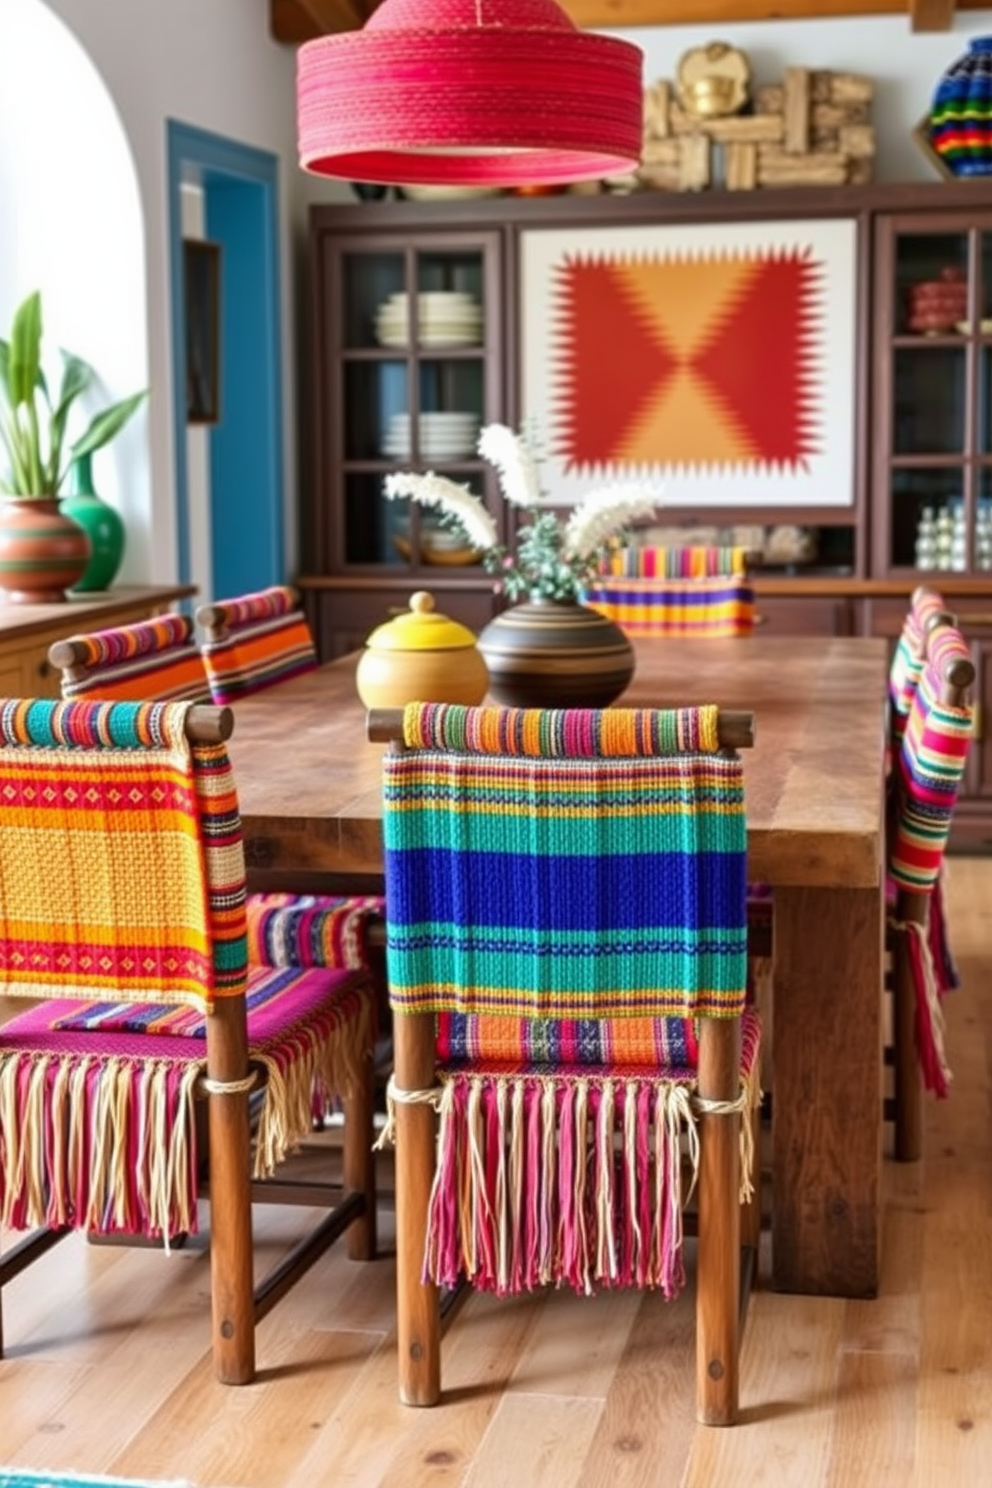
[477, 597, 635, 708]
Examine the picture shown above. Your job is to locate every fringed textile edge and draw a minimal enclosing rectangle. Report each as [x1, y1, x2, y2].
[892, 917, 952, 1098]
[0, 1051, 201, 1246]
[418, 1057, 760, 1303]
[250, 987, 375, 1177]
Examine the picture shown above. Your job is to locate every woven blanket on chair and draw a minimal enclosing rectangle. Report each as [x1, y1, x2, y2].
[246, 891, 383, 971]
[0, 699, 246, 1011]
[384, 704, 748, 1022]
[59, 614, 213, 703]
[890, 630, 974, 897]
[582, 575, 755, 637]
[202, 587, 317, 703]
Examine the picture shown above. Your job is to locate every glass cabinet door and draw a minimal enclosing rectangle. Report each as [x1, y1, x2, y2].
[326, 233, 503, 574]
[875, 215, 992, 576]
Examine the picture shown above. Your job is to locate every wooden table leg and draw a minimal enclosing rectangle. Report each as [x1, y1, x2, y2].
[771, 883, 883, 1297]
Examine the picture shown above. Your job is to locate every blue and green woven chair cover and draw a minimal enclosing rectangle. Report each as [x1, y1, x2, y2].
[0, 698, 377, 1383]
[379, 699, 761, 1424]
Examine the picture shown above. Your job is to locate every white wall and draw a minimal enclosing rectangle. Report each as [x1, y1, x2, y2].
[3, 3, 992, 583]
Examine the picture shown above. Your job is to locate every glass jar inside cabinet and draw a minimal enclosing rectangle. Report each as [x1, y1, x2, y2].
[329, 233, 504, 573]
[875, 215, 992, 576]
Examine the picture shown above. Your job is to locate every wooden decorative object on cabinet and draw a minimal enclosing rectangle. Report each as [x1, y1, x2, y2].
[0, 585, 197, 699]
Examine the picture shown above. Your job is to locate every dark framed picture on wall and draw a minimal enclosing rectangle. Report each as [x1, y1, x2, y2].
[184, 238, 221, 424]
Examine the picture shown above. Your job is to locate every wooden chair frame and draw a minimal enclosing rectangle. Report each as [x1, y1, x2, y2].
[368, 706, 760, 1426]
[0, 704, 376, 1384]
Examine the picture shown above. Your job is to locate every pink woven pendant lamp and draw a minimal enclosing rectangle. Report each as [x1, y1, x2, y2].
[297, 0, 644, 187]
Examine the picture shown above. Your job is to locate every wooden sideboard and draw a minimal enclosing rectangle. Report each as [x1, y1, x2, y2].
[0, 584, 197, 700]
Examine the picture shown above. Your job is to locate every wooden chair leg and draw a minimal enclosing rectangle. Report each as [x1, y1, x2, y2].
[740, 1098, 762, 1265]
[345, 1039, 377, 1261]
[206, 996, 257, 1385]
[394, 1009, 441, 1406]
[695, 1019, 741, 1427]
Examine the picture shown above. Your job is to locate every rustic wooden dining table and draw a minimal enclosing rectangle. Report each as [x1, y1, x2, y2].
[226, 632, 889, 1300]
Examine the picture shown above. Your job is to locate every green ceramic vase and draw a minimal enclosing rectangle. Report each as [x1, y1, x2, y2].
[60, 452, 126, 591]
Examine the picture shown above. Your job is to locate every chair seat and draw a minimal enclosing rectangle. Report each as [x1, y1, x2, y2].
[0, 963, 375, 1239]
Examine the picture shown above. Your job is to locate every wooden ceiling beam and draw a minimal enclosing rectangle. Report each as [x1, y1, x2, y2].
[908, 0, 957, 29]
[271, 0, 975, 41]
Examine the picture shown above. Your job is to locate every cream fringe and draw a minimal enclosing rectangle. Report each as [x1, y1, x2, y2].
[0, 992, 375, 1248]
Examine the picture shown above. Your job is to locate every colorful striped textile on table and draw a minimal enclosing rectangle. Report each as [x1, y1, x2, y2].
[382, 702, 758, 1298]
[0, 963, 374, 1235]
[55, 613, 212, 703]
[0, 698, 247, 1011]
[246, 892, 384, 972]
[199, 584, 318, 704]
[582, 573, 755, 637]
[602, 544, 750, 578]
[889, 624, 975, 1098]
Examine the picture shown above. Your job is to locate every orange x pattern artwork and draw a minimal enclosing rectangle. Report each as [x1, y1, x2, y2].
[548, 250, 824, 476]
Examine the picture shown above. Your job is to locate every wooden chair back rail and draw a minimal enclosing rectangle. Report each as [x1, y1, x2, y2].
[367, 707, 756, 751]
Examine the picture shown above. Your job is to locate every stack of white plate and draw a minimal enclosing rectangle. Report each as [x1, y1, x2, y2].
[374, 291, 483, 350]
[382, 411, 479, 461]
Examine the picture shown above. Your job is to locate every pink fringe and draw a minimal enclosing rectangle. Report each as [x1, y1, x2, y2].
[423, 1071, 703, 1301]
[906, 923, 952, 1098]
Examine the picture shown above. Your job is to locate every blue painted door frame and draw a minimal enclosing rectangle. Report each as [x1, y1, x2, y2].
[167, 121, 284, 599]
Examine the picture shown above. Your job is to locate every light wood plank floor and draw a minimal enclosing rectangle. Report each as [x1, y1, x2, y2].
[1, 858, 990, 1488]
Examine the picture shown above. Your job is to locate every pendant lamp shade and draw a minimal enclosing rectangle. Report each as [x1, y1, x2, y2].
[297, 0, 644, 188]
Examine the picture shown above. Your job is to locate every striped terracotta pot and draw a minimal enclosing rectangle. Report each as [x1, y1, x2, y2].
[0, 497, 92, 604]
[477, 597, 635, 707]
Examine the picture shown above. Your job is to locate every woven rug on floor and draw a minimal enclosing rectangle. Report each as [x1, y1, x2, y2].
[0, 1473, 191, 1488]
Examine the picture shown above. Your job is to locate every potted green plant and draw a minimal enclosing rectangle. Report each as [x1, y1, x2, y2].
[0, 289, 147, 602]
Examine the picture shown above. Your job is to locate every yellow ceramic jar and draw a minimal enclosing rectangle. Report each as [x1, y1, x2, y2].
[355, 590, 489, 708]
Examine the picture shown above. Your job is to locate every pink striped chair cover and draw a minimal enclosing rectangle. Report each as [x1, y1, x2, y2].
[49, 613, 213, 703]
[888, 585, 949, 749]
[197, 584, 318, 704]
[889, 624, 974, 1111]
[0, 697, 376, 1382]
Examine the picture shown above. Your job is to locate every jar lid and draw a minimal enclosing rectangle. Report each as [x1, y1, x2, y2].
[365, 591, 479, 652]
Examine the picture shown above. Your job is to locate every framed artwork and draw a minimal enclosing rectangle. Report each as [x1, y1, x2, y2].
[184, 238, 221, 424]
[520, 217, 858, 509]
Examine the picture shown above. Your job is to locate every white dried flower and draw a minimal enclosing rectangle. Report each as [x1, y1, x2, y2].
[477, 423, 543, 509]
[383, 471, 498, 550]
[563, 486, 662, 560]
